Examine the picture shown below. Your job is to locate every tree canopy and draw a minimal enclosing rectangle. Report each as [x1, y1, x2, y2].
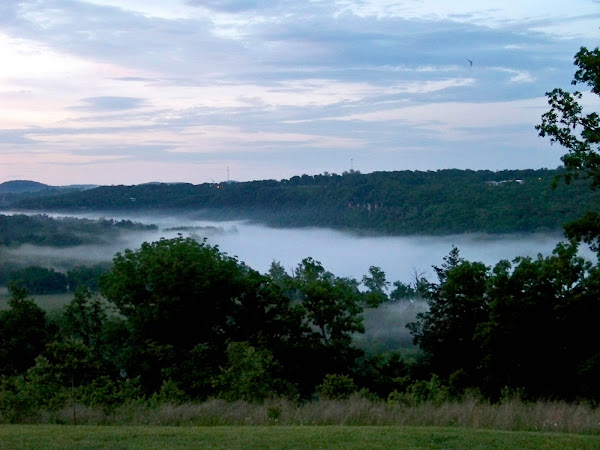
[8, 169, 599, 235]
[537, 46, 600, 251]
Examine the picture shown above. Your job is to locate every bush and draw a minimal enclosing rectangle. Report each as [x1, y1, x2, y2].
[0, 376, 39, 423]
[213, 342, 292, 403]
[316, 374, 358, 400]
[150, 379, 188, 405]
[8, 266, 68, 294]
[80, 376, 145, 409]
[387, 375, 450, 406]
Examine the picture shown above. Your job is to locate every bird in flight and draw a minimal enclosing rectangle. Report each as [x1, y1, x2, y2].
[467, 59, 473, 68]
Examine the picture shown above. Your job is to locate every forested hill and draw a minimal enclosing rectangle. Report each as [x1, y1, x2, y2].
[8, 168, 600, 235]
[0, 181, 98, 208]
[0, 180, 49, 193]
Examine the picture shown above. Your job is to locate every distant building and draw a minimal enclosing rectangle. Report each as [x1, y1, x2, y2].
[486, 179, 525, 187]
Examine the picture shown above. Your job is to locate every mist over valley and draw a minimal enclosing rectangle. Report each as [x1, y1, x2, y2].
[0, 209, 570, 285]
[1, 168, 590, 284]
[0, 209, 574, 355]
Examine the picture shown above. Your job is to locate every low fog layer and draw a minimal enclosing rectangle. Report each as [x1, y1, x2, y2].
[0, 210, 580, 349]
[1, 210, 571, 283]
[207, 223, 568, 283]
[357, 300, 429, 353]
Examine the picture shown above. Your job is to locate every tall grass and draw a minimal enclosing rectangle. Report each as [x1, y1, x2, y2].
[19, 396, 599, 434]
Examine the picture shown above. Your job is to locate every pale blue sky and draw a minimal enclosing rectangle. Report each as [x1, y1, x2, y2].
[1, 0, 599, 185]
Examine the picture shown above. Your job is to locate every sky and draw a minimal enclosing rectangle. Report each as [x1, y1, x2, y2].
[0, 0, 599, 185]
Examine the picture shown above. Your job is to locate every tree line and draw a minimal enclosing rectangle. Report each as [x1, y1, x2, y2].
[0, 214, 156, 248]
[0, 264, 109, 295]
[8, 168, 600, 235]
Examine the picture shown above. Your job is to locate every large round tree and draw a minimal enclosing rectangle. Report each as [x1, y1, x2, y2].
[100, 236, 262, 395]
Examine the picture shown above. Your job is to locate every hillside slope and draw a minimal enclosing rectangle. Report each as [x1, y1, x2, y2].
[8, 169, 598, 235]
[0, 180, 49, 194]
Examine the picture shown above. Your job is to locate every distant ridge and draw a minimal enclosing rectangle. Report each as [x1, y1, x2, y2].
[141, 181, 189, 186]
[5, 168, 598, 235]
[0, 180, 99, 194]
[0, 180, 50, 194]
[62, 184, 98, 190]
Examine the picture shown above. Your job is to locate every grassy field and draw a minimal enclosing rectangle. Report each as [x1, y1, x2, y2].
[1, 425, 600, 449]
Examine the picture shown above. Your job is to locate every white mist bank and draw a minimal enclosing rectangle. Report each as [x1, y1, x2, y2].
[0, 210, 574, 283]
[206, 223, 569, 283]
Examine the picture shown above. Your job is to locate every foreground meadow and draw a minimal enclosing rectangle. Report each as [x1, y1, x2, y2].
[2, 425, 600, 449]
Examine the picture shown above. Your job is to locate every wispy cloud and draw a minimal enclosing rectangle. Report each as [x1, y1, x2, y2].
[71, 96, 149, 112]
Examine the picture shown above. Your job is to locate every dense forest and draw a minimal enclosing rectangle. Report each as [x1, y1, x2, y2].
[0, 214, 157, 293]
[0, 214, 156, 248]
[0, 180, 50, 194]
[7, 168, 600, 235]
[0, 180, 96, 208]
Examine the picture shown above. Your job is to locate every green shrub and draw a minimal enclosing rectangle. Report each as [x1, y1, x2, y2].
[213, 342, 289, 403]
[387, 375, 450, 406]
[0, 376, 39, 423]
[267, 405, 282, 421]
[316, 374, 358, 400]
[150, 379, 188, 405]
